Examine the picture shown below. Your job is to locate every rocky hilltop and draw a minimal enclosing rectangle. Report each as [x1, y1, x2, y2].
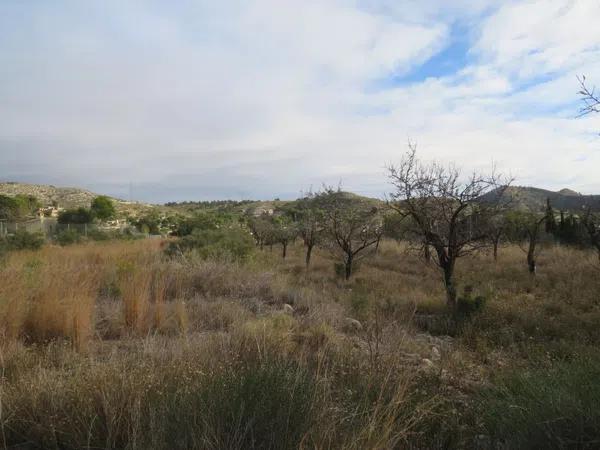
[479, 186, 600, 212]
[0, 182, 100, 209]
[0, 182, 156, 217]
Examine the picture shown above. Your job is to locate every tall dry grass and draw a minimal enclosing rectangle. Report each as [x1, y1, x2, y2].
[1, 237, 600, 448]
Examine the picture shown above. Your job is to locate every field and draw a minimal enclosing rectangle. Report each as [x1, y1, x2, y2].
[1, 238, 600, 449]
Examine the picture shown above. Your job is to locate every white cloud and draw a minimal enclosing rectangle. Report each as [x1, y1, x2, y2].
[0, 0, 599, 202]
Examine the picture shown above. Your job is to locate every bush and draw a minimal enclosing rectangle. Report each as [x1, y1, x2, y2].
[55, 229, 82, 246]
[479, 357, 600, 449]
[3, 230, 45, 251]
[87, 229, 112, 241]
[455, 286, 487, 319]
[166, 228, 254, 261]
[191, 360, 317, 450]
[90, 195, 115, 220]
[58, 207, 94, 224]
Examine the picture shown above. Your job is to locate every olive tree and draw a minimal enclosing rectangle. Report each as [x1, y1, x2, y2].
[387, 144, 511, 307]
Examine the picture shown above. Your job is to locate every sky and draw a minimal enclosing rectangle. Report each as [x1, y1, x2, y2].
[1, 0, 599, 203]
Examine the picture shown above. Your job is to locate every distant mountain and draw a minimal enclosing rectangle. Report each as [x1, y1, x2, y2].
[0, 182, 156, 217]
[480, 186, 600, 213]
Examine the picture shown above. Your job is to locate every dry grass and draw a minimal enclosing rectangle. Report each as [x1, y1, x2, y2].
[1, 238, 599, 448]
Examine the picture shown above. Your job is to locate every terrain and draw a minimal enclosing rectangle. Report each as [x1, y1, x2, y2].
[1, 237, 599, 449]
[0, 182, 156, 217]
[1, 182, 600, 449]
[481, 185, 600, 212]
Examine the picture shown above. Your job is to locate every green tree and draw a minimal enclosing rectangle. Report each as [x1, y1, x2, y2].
[90, 196, 116, 220]
[0, 195, 19, 220]
[0, 195, 40, 221]
[58, 207, 94, 224]
[132, 211, 162, 234]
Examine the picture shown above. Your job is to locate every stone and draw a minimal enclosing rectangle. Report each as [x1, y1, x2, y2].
[343, 317, 363, 332]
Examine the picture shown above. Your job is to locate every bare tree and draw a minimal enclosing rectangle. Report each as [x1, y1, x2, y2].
[295, 193, 325, 268]
[581, 207, 600, 263]
[387, 143, 511, 307]
[488, 220, 504, 262]
[318, 187, 381, 280]
[247, 213, 274, 250]
[272, 216, 297, 259]
[506, 211, 546, 275]
[578, 75, 600, 117]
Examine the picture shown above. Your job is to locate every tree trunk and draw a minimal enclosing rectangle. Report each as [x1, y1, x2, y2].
[345, 254, 353, 280]
[493, 240, 498, 261]
[305, 244, 313, 268]
[282, 242, 287, 259]
[527, 243, 536, 275]
[423, 244, 431, 262]
[375, 236, 381, 253]
[442, 261, 456, 308]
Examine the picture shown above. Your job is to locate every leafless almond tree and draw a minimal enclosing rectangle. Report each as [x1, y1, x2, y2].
[578, 75, 600, 117]
[387, 143, 512, 307]
[506, 211, 547, 275]
[318, 187, 381, 280]
[581, 207, 600, 264]
[296, 193, 325, 268]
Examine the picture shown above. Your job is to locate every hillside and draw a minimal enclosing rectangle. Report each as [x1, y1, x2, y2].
[481, 186, 600, 213]
[0, 182, 157, 217]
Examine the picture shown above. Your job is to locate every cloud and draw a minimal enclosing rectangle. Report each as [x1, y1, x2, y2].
[0, 0, 598, 202]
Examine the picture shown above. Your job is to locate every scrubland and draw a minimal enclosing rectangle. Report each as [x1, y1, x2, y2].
[1, 239, 599, 449]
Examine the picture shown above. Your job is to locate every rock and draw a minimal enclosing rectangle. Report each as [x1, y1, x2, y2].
[282, 303, 294, 314]
[421, 358, 434, 368]
[474, 434, 491, 448]
[343, 317, 363, 332]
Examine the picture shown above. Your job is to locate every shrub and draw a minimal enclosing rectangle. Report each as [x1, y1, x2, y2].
[4, 230, 45, 251]
[55, 229, 82, 246]
[90, 195, 116, 220]
[479, 357, 600, 449]
[166, 228, 254, 261]
[58, 207, 94, 224]
[193, 360, 317, 450]
[87, 229, 112, 241]
[455, 286, 487, 319]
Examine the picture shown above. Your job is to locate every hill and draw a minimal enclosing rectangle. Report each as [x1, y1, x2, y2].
[480, 186, 600, 213]
[0, 182, 157, 217]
